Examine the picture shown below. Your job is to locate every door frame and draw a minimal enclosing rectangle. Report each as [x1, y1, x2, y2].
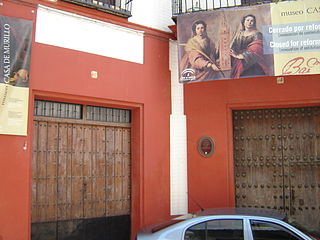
[226, 99, 320, 207]
[29, 90, 145, 239]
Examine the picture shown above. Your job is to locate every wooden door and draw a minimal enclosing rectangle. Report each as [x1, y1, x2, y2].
[32, 120, 131, 239]
[233, 107, 320, 232]
[281, 107, 320, 232]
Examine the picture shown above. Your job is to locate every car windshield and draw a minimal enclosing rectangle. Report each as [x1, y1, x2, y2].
[139, 214, 195, 234]
[139, 219, 184, 234]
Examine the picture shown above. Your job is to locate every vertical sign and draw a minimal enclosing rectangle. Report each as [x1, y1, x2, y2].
[0, 16, 32, 135]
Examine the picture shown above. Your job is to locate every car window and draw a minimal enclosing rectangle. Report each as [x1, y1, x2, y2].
[185, 222, 206, 240]
[184, 219, 244, 240]
[250, 220, 304, 240]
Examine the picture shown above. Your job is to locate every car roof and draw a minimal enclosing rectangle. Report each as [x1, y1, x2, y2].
[194, 207, 286, 220]
[139, 208, 287, 234]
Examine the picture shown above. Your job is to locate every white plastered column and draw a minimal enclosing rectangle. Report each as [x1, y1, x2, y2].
[169, 40, 188, 215]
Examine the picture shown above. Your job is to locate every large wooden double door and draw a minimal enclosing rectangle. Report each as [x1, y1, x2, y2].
[233, 107, 320, 232]
[32, 118, 131, 239]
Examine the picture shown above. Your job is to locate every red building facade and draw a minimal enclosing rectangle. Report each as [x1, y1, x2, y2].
[0, 0, 174, 239]
[0, 0, 319, 239]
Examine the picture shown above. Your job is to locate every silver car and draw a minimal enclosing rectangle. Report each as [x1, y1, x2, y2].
[137, 208, 318, 240]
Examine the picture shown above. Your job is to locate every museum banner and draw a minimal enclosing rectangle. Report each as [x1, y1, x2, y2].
[177, 0, 320, 83]
[0, 16, 32, 135]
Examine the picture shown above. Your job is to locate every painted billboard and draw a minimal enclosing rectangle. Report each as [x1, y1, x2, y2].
[177, 0, 320, 83]
[0, 16, 32, 135]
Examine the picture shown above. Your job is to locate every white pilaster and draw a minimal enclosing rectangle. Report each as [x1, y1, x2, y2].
[169, 40, 188, 215]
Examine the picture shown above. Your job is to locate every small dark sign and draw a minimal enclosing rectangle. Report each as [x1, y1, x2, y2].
[198, 136, 214, 157]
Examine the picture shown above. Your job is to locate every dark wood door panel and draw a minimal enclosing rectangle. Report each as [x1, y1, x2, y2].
[32, 120, 131, 239]
[233, 107, 320, 232]
[233, 109, 284, 209]
[280, 107, 320, 231]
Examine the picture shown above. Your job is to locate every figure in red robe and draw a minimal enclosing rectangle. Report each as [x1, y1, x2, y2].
[230, 14, 270, 79]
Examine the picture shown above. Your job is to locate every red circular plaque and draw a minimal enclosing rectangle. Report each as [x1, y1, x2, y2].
[198, 136, 214, 157]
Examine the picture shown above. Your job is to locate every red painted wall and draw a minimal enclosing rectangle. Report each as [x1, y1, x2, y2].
[0, 1, 172, 239]
[0, 2, 36, 240]
[185, 74, 320, 213]
[4, 1, 319, 239]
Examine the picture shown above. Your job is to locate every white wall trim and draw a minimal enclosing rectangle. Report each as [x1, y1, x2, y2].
[169, 40, 188, 215]
[36, 5, 144, 64]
